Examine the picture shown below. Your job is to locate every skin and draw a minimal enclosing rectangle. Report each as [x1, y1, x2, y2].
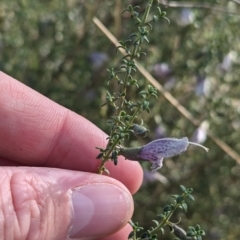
[0, 72, 143, 240]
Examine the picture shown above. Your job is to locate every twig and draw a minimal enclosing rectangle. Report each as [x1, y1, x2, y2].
[92, 16, 240, 165]
[159, 1, 239, 15]
[231, 0, 240, 4]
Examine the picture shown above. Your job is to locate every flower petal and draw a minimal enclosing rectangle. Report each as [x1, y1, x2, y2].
[150, 157, 164, 172]
[139, 137, 189, 160]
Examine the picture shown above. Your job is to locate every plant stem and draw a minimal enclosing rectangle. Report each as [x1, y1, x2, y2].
[150, 204, 179, 235]
[98, 0, 154, 174]
[117, 0, 153, 114]
[142, 0, 153, 26]
[98, 107, 140, 174]
[150, 192, 189, 236]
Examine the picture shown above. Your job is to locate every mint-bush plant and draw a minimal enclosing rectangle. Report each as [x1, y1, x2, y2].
[96, 1, 207, 239]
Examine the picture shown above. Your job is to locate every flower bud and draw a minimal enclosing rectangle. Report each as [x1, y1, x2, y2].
[132, 124, 149, 138]
[170, 224, 190, 240]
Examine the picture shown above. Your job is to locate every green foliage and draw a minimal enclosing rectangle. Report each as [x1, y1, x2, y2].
[96, 0, 164, 174]
[129, 185, 198, 239]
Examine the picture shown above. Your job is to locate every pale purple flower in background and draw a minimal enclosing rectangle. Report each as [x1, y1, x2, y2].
[154, 125, 166, 139]
[220, 51, 236, 72]
[195, 75, 211, 97]
[120, 137, 209, 172]
[163, 76, 176, 90]
[153, 63, 176, 90]
[153, 63, 172, 79]
[142, 169, 169, 186]
[89, 52, 109, 70]
[191, 121, 209, 144]
[178, 9, 194, 26]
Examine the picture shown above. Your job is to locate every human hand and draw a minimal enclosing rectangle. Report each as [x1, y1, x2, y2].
[0, 72, 143, 240]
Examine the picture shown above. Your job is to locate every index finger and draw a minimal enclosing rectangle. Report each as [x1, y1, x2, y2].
[0, 72, 143, 193]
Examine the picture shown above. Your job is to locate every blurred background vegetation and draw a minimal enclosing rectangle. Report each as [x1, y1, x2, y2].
[1, 0, 240, 239]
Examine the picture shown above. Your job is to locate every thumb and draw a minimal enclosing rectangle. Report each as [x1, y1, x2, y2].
[0, 167, 133, 240]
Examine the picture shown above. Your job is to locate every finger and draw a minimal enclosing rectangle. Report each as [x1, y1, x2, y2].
[0, 157, 20, 166]
[0, 167, 133, 240]
[0, 72, 143, 193]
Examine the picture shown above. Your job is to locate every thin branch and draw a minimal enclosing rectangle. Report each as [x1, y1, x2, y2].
[92, 16, 240, 165]
[159, 1, 239, 15]
[231, 0, 240, 4]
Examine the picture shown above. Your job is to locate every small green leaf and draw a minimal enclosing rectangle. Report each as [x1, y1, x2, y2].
[195, 224, 200, 231]
[146, 107, 151, 113]
[151, 234, 158, 240]
[153, 15, 158, 22]
[180, 185, 186, 192]
[128, 231, 134, 239]
[128, 220, 135, 227]
[176, 196, 183, 204]
[146, 22, 152, 30]
[171, 194, 179, 199]
[140, 232, 149, 239]
[188, 226, 196, 232]
[96, 153, 103, 159]
[163, 205, 173, 212]
[142, 100, 149, 110]
[113, 157, 118, 165]
[102, 167, 110, 175]
[129, 33, 138, 39]
[162, 16, 170, 24]
[187, 194, 195, 201]
[161, 11, 166, 17]
[120, 111, 126, 116]
[157, 213, 165, 220]
[152, 219, 159, 226]
[186, 231, 195, 237]
[180, 203, 188, 213]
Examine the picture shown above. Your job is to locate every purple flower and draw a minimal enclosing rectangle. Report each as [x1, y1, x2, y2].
[178, 9, 194, 26]
[154, 125, 166, 139]
[191, 121, 209, 144]
[120, 137, 208, 172]
[140, 137, 189, 171]
[89, 52, 109, 70]
[220, 51, 236, 72]
[195, 75, 211, 97]
[142, 169, 169, 186]
[153, 63, 172, 79]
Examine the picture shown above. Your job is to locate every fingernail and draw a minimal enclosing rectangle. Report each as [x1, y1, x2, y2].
[69, 183, 132, 239]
